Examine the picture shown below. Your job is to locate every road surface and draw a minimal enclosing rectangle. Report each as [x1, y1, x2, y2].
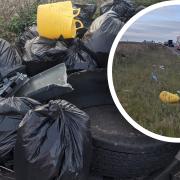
[167, 46, 180, 56]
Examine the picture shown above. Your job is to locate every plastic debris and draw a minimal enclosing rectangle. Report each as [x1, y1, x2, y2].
[159, 65, 165, 70]
[159, 91, 180, 103]
[15, 63, 72, 102]
[0, 73, 29, 98]
[151, 72, 158, 82]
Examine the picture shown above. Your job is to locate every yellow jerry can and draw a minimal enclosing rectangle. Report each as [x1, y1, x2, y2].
[37, 1, 84, 39]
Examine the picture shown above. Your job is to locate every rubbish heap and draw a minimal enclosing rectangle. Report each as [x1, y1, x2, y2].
[0, 0, 139, 179]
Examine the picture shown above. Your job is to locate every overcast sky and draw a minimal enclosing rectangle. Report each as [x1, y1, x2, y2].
[121, 5, 180, 43]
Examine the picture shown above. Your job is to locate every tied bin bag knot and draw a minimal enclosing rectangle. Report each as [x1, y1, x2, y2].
[14, 99, 92, 180]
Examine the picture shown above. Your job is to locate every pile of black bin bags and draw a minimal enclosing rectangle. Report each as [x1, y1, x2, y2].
[0, 97, 91, 180]
[14, 0, 137, 76]
[0, 0, 140, 179]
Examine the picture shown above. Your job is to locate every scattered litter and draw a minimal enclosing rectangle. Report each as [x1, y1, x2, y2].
[151, 72, 158, 82]
[123, 89, 131, 93]
[159, 91, 180, 103]
[15, 99, 91, 180]
[159, 65, 165, 70]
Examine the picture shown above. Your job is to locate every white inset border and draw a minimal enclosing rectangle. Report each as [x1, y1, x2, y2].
[108, 0, 180, 143]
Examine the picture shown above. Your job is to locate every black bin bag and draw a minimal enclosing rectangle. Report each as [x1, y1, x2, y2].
[73, 3, 97, 37]
[0, 39, 22, 78]
[65, 39, 97, 70]
[73, 3, 97, 28]
[15, 99, 91, 180]
[0, 39, 22, 67]
[23, 37, 67, 76]
[0, 97, 41, 166]
[16, 24, 38, 54]
[100, 0, 135, 22]
[83, 11, 124, 67]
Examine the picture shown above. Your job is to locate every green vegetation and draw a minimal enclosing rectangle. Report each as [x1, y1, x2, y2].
[0, 0, 38, 42]
[134, 0, 167, 6]
[8, 2, 37, 35]
[113, 42, 180, 137]
[0, 17, 16, 42]
[0, 0, 170, 42]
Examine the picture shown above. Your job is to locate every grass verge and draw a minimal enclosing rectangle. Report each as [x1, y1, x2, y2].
[113, 42, 180, 137]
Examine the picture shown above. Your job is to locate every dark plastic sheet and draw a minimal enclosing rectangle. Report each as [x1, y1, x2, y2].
[65, 39, 97, 70]
[0, 39, 22, 78]
[83, 11, 124, 67]
[0, 97, 40, 166]
[16, 63, 73, 102]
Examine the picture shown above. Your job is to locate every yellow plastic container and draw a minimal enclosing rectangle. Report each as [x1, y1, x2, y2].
[159, 91, 180, 103]
[37, 1, 84, 39]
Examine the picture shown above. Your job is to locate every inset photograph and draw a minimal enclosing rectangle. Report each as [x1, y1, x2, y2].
[112, 4, 180, 138]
